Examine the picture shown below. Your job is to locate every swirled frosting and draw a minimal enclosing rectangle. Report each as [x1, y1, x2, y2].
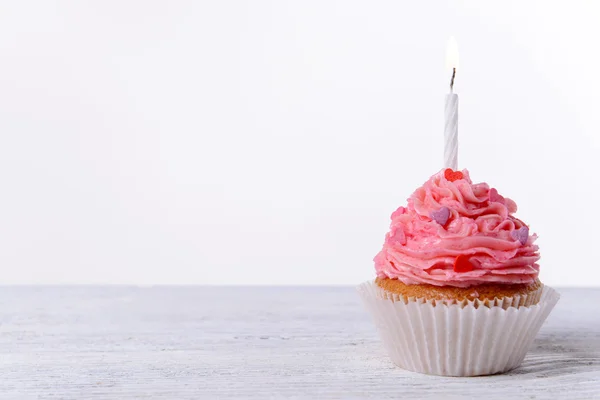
[374, 169, 540, 288]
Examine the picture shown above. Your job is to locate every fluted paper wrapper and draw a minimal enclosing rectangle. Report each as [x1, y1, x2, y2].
[358, 281, 560, 376]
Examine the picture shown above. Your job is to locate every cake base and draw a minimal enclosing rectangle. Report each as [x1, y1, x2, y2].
[376, 277, 542, 307]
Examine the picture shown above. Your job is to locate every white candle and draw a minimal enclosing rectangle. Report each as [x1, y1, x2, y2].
[444, 37, 459, 170]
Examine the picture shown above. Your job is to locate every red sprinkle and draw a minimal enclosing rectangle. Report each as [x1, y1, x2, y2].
[453, 255, 474, 273]
[444, 168, 464, 182]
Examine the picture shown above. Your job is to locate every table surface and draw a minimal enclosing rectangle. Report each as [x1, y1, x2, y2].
[0, 286, 598, 399]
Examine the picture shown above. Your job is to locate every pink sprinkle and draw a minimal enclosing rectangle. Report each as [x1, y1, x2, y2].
[489, 188, 505, 204]
[389, 227, 407, 246]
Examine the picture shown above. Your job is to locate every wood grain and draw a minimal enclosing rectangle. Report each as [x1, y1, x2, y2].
[0, 286, 598, 399]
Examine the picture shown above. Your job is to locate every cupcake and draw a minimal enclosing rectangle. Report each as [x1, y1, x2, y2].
[358, 168, 559, 376]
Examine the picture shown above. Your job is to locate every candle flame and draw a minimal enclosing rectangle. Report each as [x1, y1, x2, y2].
[445, 37, 459, 71]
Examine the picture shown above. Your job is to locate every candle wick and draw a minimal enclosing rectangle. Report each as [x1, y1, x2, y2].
[450, 67, 456, 93]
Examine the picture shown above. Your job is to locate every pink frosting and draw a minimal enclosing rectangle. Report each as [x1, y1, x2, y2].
[374, 169, 540, 288]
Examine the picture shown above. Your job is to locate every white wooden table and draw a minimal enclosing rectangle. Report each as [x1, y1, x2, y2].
[0, 287, 598, 399]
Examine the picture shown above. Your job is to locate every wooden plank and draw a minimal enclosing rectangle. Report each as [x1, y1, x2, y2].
[0, 286, 597, 399]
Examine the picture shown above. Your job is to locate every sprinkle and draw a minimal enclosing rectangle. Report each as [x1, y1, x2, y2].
[444, 168, 464, 182]
[453, 255, 474, 273]
[430, 206, 450, 226]
[511, 226, 529, 245]
[389, 228, 407, 246]
[489, 188, 505, 204]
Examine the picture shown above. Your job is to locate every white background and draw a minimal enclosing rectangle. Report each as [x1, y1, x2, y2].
[0, 1, 598, 285]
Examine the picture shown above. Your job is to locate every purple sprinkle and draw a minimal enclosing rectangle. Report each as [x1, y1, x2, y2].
[430, 207, 450, 226]
[511, 226, 529, 245]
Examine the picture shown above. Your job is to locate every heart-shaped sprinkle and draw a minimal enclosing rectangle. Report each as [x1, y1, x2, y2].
[444, 168, 464, 182]
[453, 255, 474, 273]
[511, 226, 529, 245]
[489, 188, 505, 203]
[389, 228, 407, 246]
[430, 206, 450, 226]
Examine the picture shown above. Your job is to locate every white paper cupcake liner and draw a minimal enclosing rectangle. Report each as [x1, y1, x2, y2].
[357, 280, 560, 377]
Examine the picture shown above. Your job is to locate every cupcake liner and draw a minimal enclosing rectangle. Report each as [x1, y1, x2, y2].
[357, 281, 560, 377]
